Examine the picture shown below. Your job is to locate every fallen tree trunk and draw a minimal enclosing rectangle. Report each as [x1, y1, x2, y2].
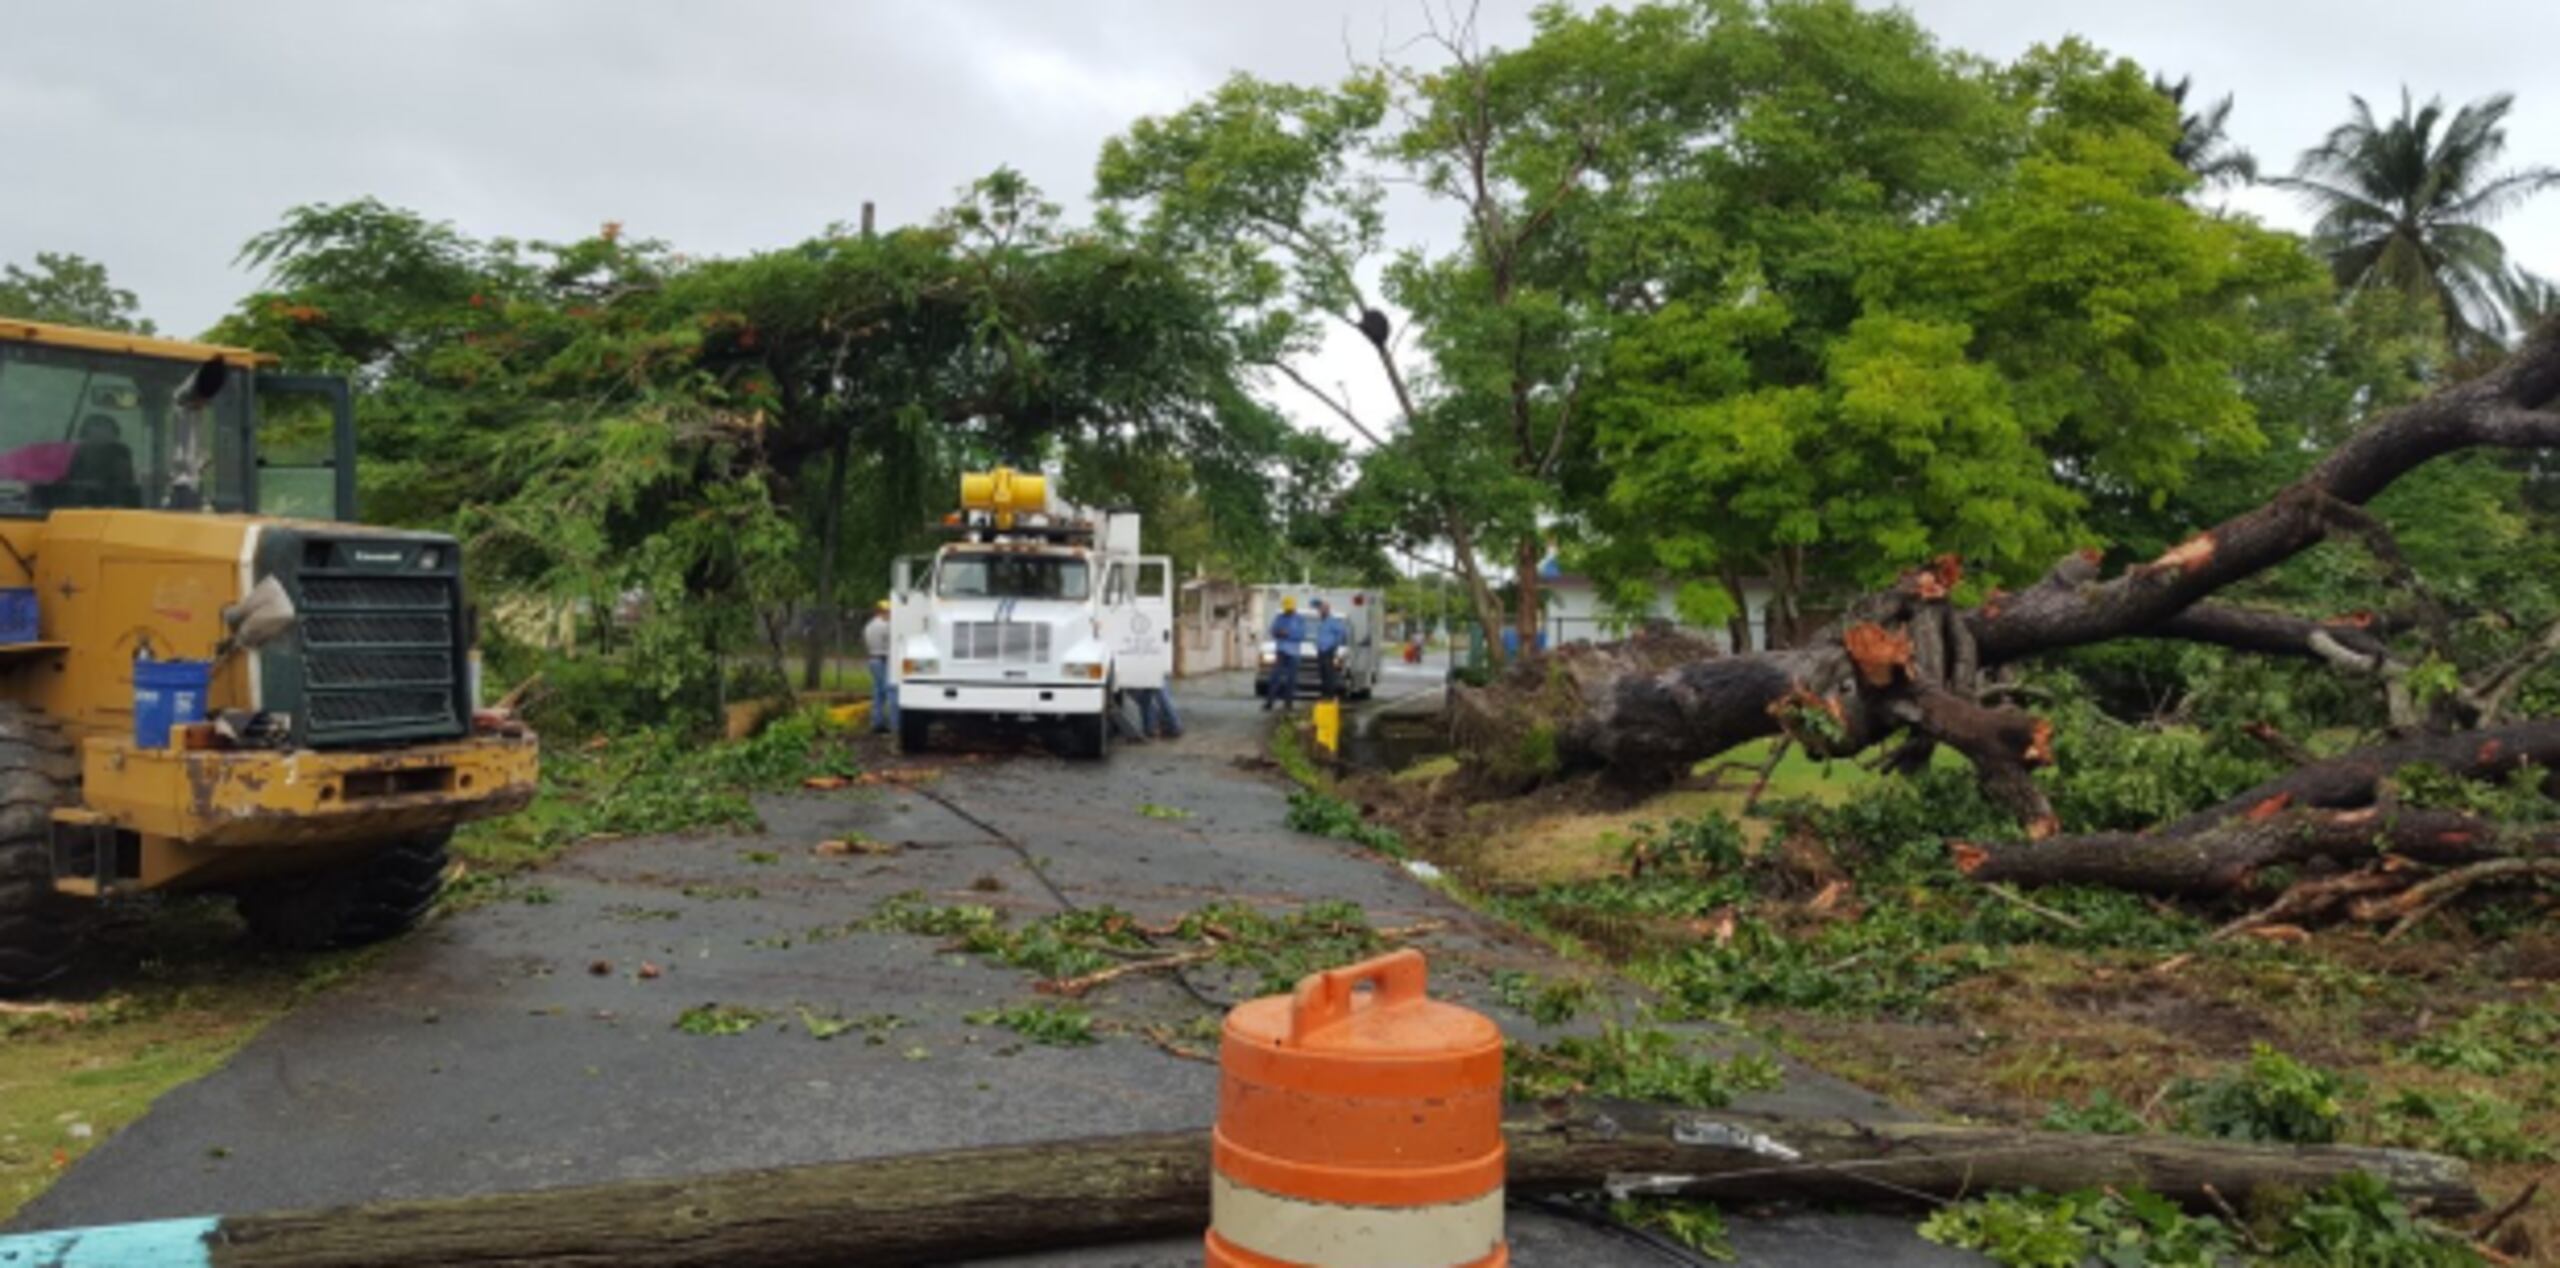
[1453, 320, 2560, 802]
[4, 1102, 2479, 1267]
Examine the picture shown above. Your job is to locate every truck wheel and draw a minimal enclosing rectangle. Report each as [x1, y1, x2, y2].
[234, 830, 453, 952]
[0, 706, 78, 995]
[1078, 702, 1112, 761]
[899, 709, 932, 754]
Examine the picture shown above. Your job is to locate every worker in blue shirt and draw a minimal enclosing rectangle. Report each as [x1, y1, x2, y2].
[1313, 598, 1349, 699]
[1265, 595, 1305, 713]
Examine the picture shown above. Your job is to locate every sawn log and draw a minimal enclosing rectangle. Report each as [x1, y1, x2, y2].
[2, 1101, 2479, 1267]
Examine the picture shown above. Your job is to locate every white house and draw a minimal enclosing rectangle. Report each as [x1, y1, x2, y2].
[1537, 568, 1781, 653]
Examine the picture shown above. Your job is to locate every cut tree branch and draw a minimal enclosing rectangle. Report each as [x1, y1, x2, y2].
[2148, 605, 2394, 662]
[1951, 806, 2533, 897]
[1956, 722, 2560, 896]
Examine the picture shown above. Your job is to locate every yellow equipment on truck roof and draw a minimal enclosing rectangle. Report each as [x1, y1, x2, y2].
[958, 468, 1047, 528]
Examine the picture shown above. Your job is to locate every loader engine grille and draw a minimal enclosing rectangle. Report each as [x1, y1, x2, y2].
[263, 532, 471, 748]
[949, 621, 1051, 664]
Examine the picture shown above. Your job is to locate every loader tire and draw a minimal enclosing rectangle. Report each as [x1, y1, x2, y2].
[0, 705, 79, 995]
[235, 830, 453, 951]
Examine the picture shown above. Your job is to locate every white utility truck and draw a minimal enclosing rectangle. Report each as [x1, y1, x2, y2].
[1248, 584, 1382, 701]
[889, 469, 1172, 758]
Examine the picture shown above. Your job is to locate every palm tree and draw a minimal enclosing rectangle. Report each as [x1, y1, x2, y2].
[2276, 89, 2560, 351]
[2153, 75, 2257, 189]
[2495, 269, 2560, 340]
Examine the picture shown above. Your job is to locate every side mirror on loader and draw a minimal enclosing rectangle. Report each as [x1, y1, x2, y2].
[220, 576, 299, 656]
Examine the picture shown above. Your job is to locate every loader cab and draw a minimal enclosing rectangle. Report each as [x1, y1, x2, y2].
[0, 319, 355, 522]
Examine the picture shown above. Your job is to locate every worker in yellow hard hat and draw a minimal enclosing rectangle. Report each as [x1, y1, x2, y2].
[1265, 596, 1307, 713]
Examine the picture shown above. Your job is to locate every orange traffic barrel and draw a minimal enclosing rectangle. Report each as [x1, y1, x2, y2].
[1206, 949, 1506, 1267]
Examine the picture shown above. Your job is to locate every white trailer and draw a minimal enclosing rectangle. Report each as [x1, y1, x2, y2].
[889, 470, 1171, 758]
[1246, 584, 1382, 702]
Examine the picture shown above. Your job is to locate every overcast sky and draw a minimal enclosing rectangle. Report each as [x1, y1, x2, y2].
[6, 0, 2556, 418]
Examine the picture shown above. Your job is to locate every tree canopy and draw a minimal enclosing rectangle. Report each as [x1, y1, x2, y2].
[0, 251, 156, 333]
[1101, 0, 2362, 652]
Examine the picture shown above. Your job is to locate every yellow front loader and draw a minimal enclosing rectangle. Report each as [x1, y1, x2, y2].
[0, 317, 537, 993]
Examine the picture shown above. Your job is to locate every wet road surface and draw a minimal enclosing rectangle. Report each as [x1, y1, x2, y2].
[15, 667, 1979, 1264]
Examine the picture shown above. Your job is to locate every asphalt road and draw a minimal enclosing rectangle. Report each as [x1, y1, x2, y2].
[14, 665, 1980, 1265]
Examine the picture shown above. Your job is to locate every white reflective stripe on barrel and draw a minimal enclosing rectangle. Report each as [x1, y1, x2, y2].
[1211, 1173, 1503, 1267]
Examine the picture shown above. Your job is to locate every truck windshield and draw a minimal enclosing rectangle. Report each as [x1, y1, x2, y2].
[937, 552, 1090, 600]
[0, 340, 248, 517]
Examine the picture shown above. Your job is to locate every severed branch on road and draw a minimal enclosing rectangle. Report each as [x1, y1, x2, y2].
[1036, 920, 1448, 998]
[7, 1100, 2477, 1267]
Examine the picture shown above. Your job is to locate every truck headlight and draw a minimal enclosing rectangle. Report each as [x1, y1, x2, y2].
[902, 658, 939, 676]
[1063, 660, 1107, 680]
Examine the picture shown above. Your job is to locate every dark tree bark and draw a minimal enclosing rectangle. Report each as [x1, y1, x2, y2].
[802, 422, 855, 691]
[1957, 720, 2560, 896]
[1958, 806, 2554, 897]
[2159, 719, 2560, 838]
[35, 1102, 2474, 1268]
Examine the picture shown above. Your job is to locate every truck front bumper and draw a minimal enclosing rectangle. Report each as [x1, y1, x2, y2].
[902, 681, 1106, 717]
[58, 734, 541, 892]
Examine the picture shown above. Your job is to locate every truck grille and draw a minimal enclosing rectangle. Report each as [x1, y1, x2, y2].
[949, 621, 1051, 664]
[294, 566, 464, 746]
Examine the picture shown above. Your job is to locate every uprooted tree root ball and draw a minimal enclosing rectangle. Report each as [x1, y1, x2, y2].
[1447, 624, 1726, 794]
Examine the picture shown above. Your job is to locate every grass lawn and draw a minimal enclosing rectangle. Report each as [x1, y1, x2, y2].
[1456, 739, 1936, 885]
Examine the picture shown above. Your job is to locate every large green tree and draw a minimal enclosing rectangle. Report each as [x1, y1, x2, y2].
[1582, 25, 2318, 646]
[2274, 89, 2559, 352]
[0, 251, 156, 333]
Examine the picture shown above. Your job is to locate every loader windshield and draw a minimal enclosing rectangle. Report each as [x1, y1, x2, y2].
[935, 551, 1090, 601]
[0, 340, 249, 516]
